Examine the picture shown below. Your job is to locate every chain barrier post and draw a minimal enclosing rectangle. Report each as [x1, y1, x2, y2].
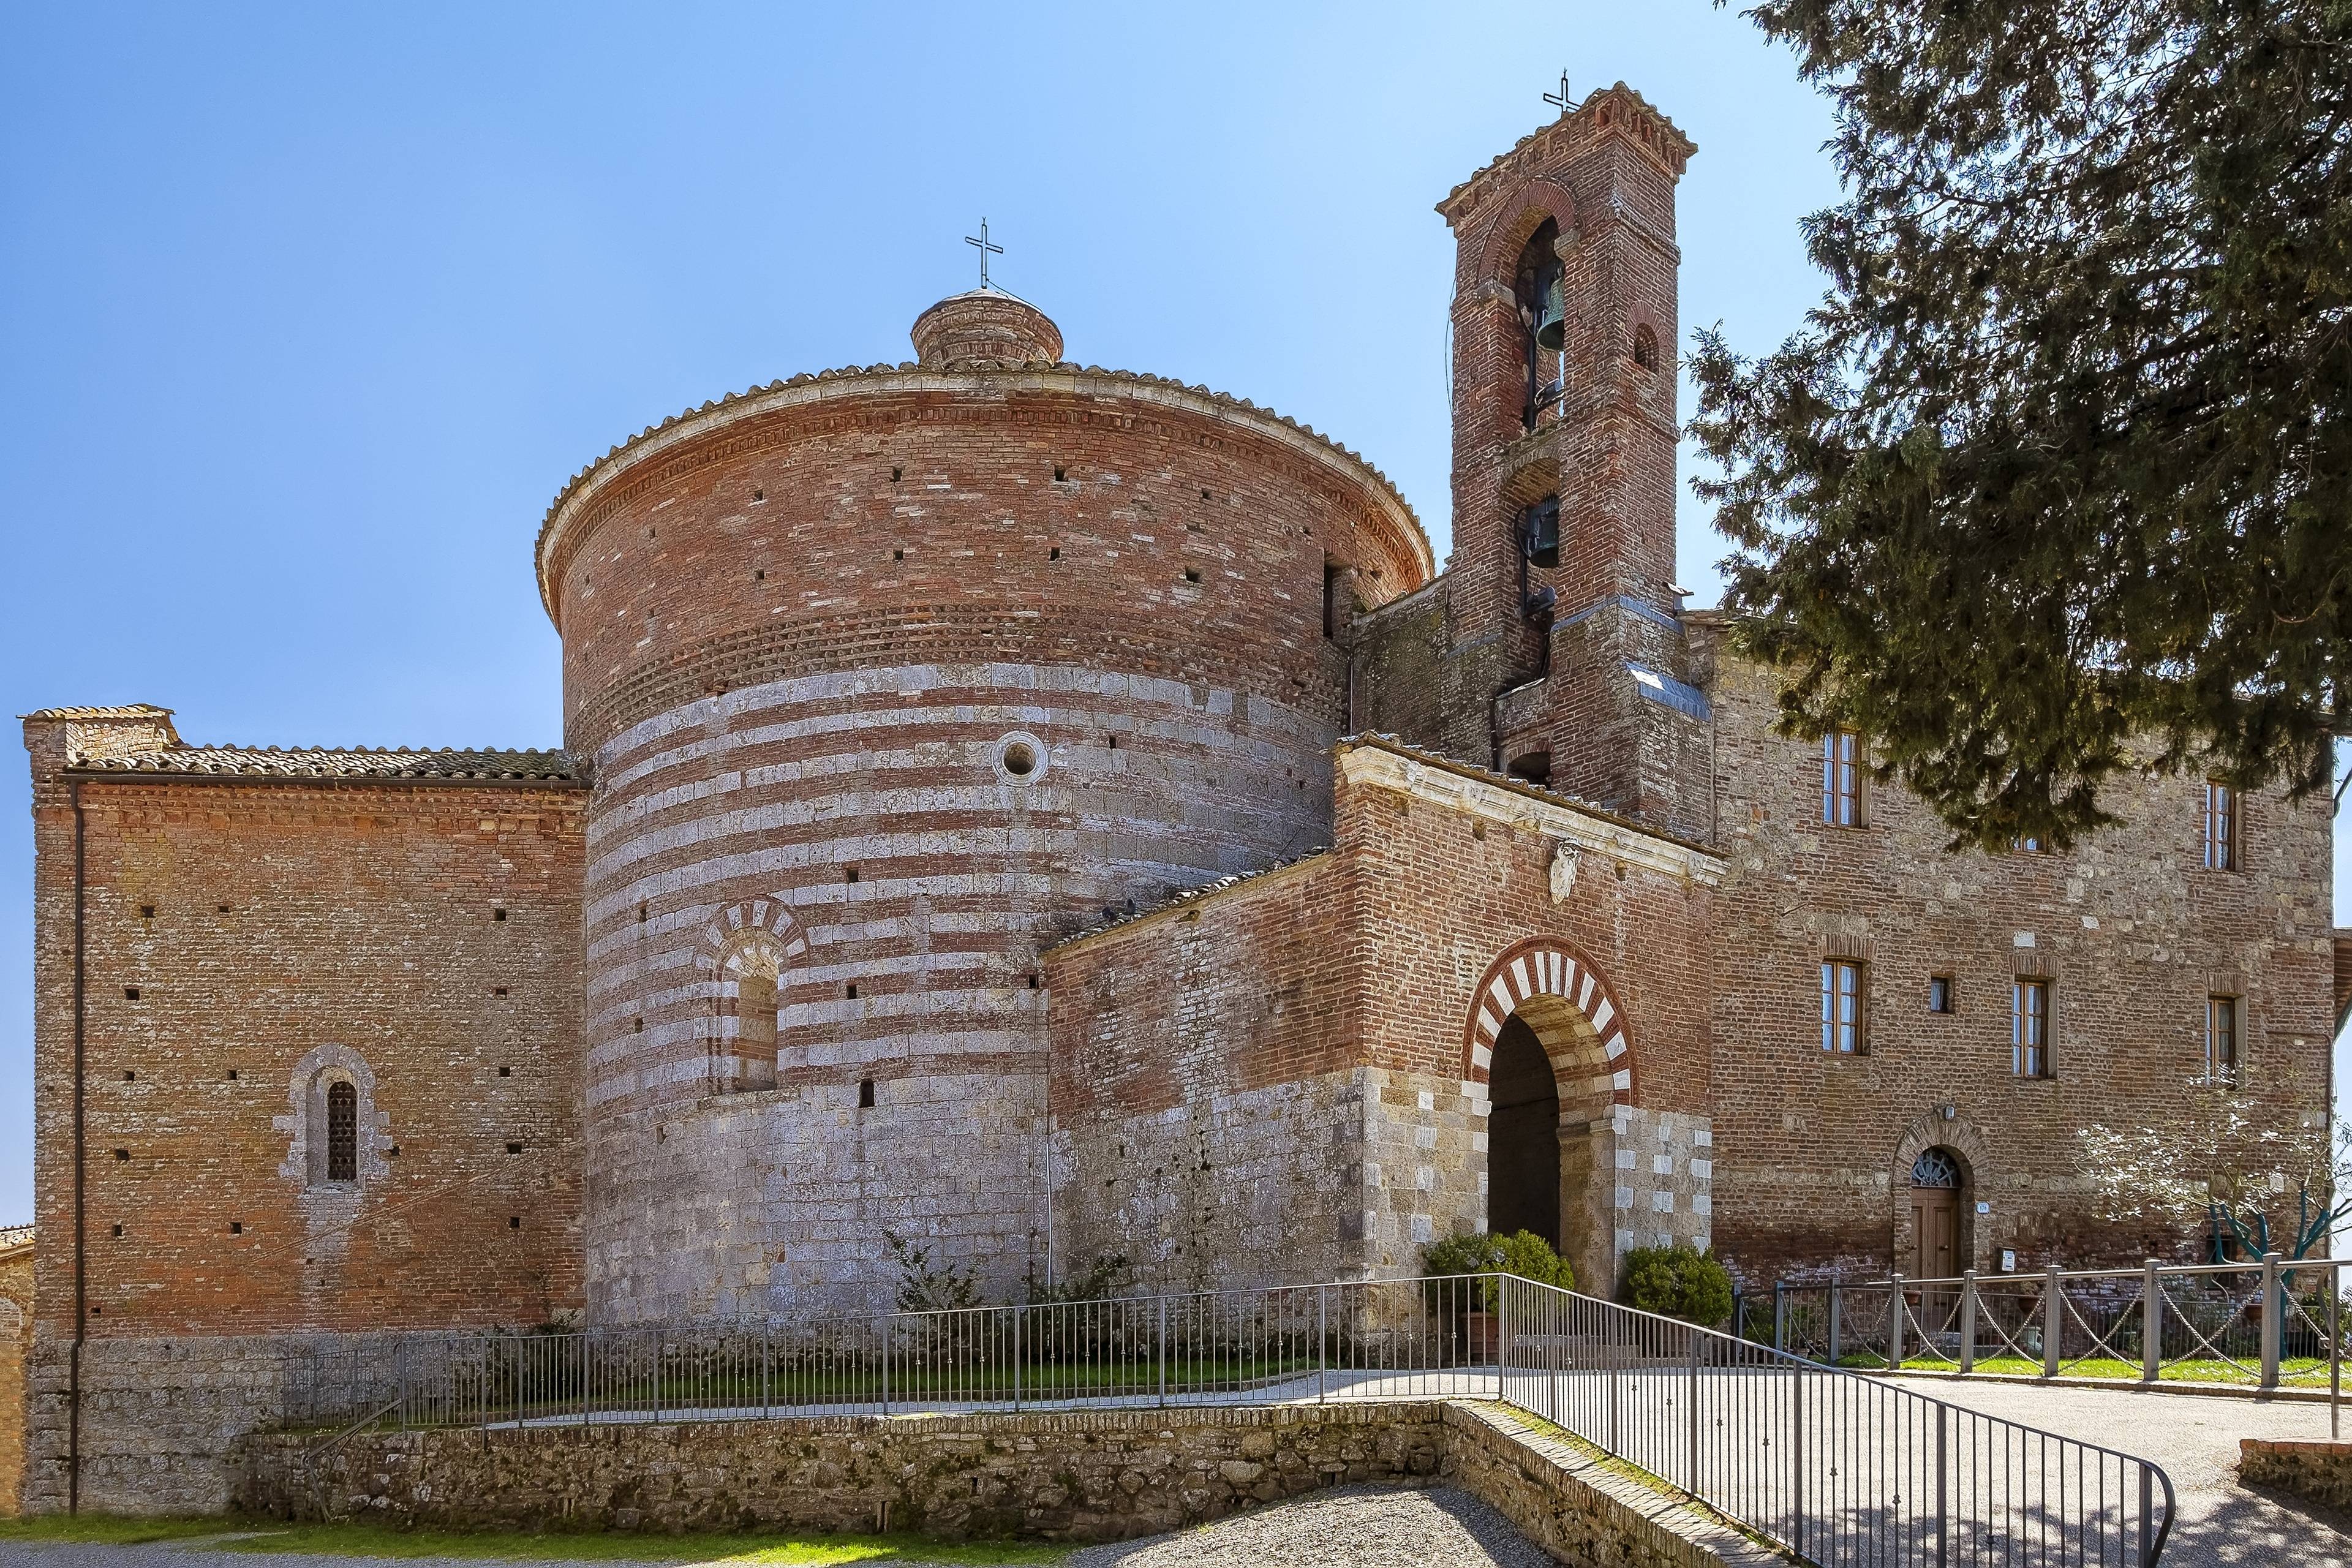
[1889, 1273, 1905, 1370]
[2261, 1251, 2283, 1391]
[2141, 1259, 2162, 1384]
[1774, 1281, 1787, 1353]
[2043, 1264, 2063, 1378]
[1958, 1272, 1977, 1375]
[1829, 1276, 1841, 1364]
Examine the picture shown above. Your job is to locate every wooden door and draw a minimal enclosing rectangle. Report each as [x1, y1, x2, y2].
[1912, 1186, 1959, 1281]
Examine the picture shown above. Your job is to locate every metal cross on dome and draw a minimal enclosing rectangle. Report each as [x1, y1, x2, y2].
[964, 219, 1004, 290]
[1544, 72, 1572, 113]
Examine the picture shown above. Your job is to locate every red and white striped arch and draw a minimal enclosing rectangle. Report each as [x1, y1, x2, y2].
[1461, 936, 1634, 1104]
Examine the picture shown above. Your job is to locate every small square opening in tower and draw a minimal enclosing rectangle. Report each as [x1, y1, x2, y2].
[859, 1079, 876, 1108]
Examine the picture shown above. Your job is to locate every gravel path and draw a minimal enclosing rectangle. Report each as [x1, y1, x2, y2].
[1893, 1376, 2352, 1567]
[1069, 1485, 1552, 1567]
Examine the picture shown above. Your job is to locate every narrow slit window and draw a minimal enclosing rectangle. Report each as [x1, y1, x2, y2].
[325, 1081, 358, 1182]
[1821, 961, 1864, 1054]
[2013, 979, 2052, 1079]
[1928, 975, 1954, 1014]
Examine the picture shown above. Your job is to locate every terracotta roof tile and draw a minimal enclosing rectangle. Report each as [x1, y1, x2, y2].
[534, 361, 1431, 616]
[74, 745, 580, 783]
[22, 704, 174, 721]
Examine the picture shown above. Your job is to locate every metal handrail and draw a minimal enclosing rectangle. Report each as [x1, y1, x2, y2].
[288, 1270, 2175, 1565]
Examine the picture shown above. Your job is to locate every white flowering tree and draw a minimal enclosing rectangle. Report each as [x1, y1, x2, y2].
[2077, 1090, 2346, 1265]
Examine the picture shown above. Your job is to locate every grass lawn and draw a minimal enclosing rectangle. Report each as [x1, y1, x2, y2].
[0, 1516, 1071, 1564]
[1830, 1350, 2337, 1385]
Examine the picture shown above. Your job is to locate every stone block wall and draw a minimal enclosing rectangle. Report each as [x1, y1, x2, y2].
[235, 1400, 1767, 1566]
[240, 1403, 1452, 1540]
[2239, 1437, 2352, 1515]
[23, 1331, 359, 1515]
[0, 1236, 28, 1515]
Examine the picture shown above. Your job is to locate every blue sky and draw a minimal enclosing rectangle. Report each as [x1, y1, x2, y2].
[0, 2, 2341, 1224]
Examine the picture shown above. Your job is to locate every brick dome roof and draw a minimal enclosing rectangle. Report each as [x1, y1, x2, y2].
[909, 288, 1063, 370]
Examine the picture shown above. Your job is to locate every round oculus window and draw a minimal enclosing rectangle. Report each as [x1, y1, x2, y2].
[992, 731, 1048, 784]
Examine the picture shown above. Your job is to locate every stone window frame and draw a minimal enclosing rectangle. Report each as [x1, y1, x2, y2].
[695, 894, 810, 1094]
[275, 1042, 390, 1191]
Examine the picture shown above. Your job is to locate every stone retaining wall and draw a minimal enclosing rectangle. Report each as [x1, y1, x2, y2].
[2241, 1436, 2352, 1515]
[236, 1400, 1768, 1565]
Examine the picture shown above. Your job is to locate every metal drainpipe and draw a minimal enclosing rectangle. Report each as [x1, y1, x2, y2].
[68, 777, 87, 1514]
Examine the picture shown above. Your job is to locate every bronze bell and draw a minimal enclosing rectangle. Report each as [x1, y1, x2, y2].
[1533, 274, 1567, 351]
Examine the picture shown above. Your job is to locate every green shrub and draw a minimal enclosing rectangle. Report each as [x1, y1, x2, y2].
[1619, 1242, 1735, 1327]
[1421, 1230, 1575, 1308]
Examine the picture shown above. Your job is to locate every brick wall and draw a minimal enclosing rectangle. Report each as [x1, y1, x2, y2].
[1699, 625, 2337, 1283]
[1048, 737, 1722, 1295]
[26, 767, 588, 1338]
[23, 715, 590, 1512]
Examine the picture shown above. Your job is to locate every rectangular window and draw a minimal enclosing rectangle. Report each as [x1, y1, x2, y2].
[1822, 731, 1862, 826]
[2013, 979, 2051, 1078]
[2206, 995, 2239, 1084]
[1928, 975, 1954, 1014]
[1822, 960, 1864, 1054]
[2204, 782, 2237, 871]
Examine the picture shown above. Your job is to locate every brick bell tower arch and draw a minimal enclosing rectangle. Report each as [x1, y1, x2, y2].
[1464, 937, 1636, 1291]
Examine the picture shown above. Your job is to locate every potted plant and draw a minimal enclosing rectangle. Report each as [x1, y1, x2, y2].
[1421, 1231, 1576, 1362]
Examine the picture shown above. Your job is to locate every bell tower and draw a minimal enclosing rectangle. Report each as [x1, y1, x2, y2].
[1426, 83, 1707, 840]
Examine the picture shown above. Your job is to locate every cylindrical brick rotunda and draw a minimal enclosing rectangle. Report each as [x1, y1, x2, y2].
[535, 289, 1431, 1319]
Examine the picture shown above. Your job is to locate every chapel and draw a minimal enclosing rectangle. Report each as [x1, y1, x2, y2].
[18, 84, 2341, 1514]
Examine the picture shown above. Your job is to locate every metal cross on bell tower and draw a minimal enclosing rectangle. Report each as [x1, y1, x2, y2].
[964, 219, 1004, 290]
[1543, 72, 1572, 115]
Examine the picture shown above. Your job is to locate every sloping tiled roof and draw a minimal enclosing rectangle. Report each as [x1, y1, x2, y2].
[1046, 848, 1334, 951]
[2335, 931, 2352, 1033]
[22, 704, 174, 721]
[74, 745, 579, 783]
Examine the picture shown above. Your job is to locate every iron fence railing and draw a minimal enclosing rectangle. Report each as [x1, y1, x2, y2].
[1754, 1253, 2346, 1430]
[289, 1272, 2175, 1566]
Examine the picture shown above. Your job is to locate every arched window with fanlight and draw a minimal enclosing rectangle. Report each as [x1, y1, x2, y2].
[1632, 322, 1659, 372]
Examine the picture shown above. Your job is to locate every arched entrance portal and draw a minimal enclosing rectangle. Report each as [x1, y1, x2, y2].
[1463, 939, 1638, 1290]
[1487, 1016, 1560, 1248]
